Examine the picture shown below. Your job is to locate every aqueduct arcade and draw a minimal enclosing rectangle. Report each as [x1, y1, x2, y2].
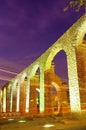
[0, 14, 86, 116]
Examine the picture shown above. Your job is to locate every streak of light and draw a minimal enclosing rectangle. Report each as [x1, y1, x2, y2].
[0, 76, 11, 81]
[0, 68, 18, 75]
[18, 120, 26, 123]
[8, 118, 14, 121]
[3, 117, 6, 118]
[43, 124, 55, 128]
[36, 88, 40, 93]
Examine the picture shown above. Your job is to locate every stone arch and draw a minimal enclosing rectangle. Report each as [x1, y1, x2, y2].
[45, 43, 81, 113]
[76, 18, 86, 46]
[45, 47, 67, 71]
[44, 48, 68, 115]
[29, 64, 40, 77]
[45, 46, 63, 70]
[20, 72, 28, 83]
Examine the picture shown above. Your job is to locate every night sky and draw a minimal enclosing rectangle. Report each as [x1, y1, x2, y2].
[0, 0, 85, 87]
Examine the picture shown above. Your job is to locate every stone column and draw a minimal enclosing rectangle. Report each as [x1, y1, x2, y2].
[40, 69, 45, 113]
[29, 76, 38, 114]
[16, 77, 25, 113]
[16, 82, 20, 112]
[0, 90, 2, 112]
[19, 76, 27, 113]
[25, 79, 30, 112]
[3, 87, 6, 112]
[12, 83, 17, 112]
[67, 47, 81, 113]
[6, 84, 11, 112]
[45, 85, 54, 114]
[10, 82, 14, 112]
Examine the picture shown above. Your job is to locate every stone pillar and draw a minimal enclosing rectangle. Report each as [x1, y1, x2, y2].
[76, 43, 86, 110]
[12, 83, 17, 112]
[29, 77, 38, 114]
[20, 81, 27, 113]
[67, 47, 81, 113]
[45, 85, 54, 114]
[3, 87, 6, 112]
[0, 90, 2, 112]
[40, 69, 45, 113]
[6, 84, 11, 112]
[25, 79, 30, 112]
[10, 83, 14, 112]
[16, 82, 20, 112]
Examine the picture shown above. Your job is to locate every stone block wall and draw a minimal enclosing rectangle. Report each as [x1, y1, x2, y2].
[76, 41, 86, 108]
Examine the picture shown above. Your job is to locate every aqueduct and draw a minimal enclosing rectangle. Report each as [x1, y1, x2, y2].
[0, 13, 86, 116]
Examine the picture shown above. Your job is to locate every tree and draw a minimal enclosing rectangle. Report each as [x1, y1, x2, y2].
[64, 0, 86, 12]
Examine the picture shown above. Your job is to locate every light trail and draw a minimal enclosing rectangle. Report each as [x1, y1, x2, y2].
[0, 76, 11, 81]
[0, 68, 18, 75]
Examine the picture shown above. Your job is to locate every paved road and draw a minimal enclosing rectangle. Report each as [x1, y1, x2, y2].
[0, 116, 86, 130]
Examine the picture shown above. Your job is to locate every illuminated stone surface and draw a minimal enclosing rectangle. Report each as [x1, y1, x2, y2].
[0, 14, 86, 116]
[0, 89, 2, 112]
[76, 41, 86, 110]
[6, 83, 11, 112]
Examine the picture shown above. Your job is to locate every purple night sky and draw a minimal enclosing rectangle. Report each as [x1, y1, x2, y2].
[0, 0, 85, 87]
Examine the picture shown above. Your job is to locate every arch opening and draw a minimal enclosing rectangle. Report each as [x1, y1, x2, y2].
[50, 50, 69, 114]
[83, 34, 86, 41]
[44, 50, 69, 115]
[53, 50, 68, 83]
